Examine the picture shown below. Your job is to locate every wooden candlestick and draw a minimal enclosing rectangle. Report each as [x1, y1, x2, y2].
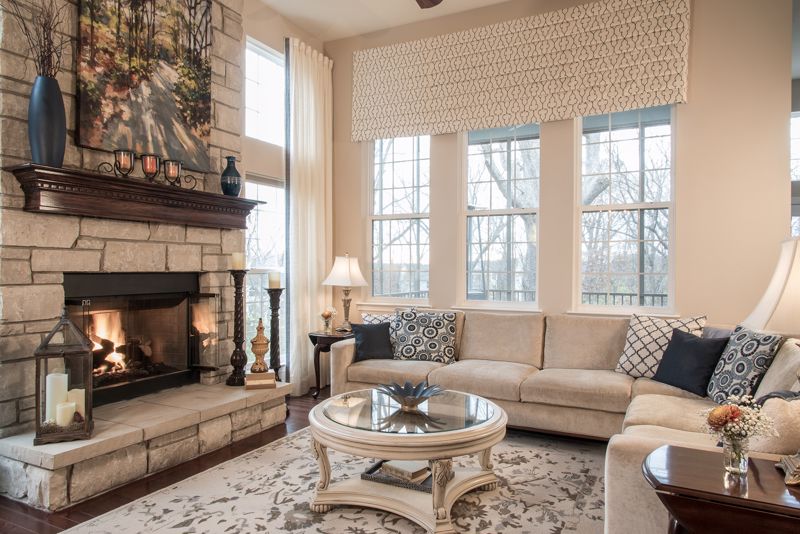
[226, 269, 247, 387]
[267, 288, 283, 380]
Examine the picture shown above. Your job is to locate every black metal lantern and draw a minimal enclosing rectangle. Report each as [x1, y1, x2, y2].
[34, 307, 94, 445]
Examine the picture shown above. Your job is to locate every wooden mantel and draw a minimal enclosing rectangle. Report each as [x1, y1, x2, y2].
[9, 164, 260, 230]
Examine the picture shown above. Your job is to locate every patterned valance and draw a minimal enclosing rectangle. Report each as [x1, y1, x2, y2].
[351, 0, 690, 142]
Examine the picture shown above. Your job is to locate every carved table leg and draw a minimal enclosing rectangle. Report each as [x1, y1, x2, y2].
[478, 447, 498, 491]
[310, 438, 333, 513]
[430, 459, 457, 534]
[312, 343, 323, 399]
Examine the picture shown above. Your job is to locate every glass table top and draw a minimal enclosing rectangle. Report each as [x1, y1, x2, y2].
[323, 389, 494, 434]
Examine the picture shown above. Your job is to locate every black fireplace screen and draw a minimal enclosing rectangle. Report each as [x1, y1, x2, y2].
[64, 273, 218, 405]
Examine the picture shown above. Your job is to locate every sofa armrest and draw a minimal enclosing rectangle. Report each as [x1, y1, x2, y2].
[330, 338, 356, 396]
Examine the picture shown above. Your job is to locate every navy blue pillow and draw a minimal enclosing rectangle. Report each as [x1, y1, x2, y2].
[653, 328, 729, 396]
[352, 323, 393, 363]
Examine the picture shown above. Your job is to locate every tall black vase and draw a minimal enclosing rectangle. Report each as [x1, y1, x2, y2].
[28, 76, 66, 168]
[220, 155, 241, 196]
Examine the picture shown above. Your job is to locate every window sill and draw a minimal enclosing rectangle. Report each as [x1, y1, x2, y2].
[567, 308, 679, 319]
[356, 301, 430, 311]
[453, 304, 542, 314]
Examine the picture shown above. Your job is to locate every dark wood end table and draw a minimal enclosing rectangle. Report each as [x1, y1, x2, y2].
[643, 445, 800, 533]
[307, 331, 354, 399]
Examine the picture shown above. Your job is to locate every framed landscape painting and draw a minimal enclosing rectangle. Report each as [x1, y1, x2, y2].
[78, 0, 212, 172]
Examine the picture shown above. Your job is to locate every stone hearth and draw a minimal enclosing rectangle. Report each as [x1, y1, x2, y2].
[0, 382, 290, 510]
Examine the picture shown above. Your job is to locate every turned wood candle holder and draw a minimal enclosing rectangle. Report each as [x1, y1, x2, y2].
[267, 288, 283, 380]
[227, 269, 247, 387]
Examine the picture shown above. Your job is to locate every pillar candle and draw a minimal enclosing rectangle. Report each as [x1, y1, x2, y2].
[55, 401, 76, 427]
[45, 373, 68, 422]
[67, 389, 85, 418]
[231, 252, 245, 270]
[268, 271, 281, 288]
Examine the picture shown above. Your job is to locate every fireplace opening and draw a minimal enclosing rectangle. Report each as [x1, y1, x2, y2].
[64, 273, 218, 406]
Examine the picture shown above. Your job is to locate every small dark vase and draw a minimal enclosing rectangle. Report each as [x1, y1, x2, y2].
[28, 76, 66, 167]
[220, 156, 241, 196]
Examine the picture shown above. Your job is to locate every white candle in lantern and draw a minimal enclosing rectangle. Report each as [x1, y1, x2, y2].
[231, 252, 246, 270]
[45, 372, 68, 422]
[67, 388, 85, 418]
[268, 271, 281, 288]
[55, 401, 76, 427]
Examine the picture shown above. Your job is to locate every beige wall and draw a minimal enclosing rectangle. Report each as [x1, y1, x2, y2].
[325, 0, 792, 327]
[241, 2, 322, 181]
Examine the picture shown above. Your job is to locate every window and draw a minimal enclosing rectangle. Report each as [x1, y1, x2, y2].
[370, 136, 430, 299]
[791, 112, 800, 236]
[245, 176, 286, 367]
[245, 38, 284, 146]
[465, 125, 539, 303]
[579, 106, 673, 309]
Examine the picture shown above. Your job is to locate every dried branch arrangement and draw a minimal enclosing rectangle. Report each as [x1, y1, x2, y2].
[2, 0, 71, 78]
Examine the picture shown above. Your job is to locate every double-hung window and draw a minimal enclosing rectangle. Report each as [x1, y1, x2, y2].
[579, 106, 673, 309]
[465, 125, 539, 303]
[791, 112, 800, 236]
[245, 38, 284, 146]
[370, 136, 430, 300]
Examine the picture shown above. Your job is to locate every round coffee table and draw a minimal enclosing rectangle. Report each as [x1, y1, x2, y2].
[308, 388, 507, 534]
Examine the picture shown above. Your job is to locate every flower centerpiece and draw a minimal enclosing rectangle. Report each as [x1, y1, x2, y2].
[704, 395, 777, 475]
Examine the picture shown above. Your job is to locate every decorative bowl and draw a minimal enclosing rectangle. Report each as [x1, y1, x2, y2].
[376, 381, 444, 412]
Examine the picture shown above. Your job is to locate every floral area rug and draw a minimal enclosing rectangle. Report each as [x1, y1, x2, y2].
[66, 428, 605, 534]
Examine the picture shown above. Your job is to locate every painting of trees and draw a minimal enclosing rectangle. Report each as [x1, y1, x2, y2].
[77, 0, 212, 171]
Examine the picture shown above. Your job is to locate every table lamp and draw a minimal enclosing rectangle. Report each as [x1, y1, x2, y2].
[322, 254, 367, 332]
[742, 238, 800, 334]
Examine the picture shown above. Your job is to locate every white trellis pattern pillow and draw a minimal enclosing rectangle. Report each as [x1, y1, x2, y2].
[615, 314, 706, 378]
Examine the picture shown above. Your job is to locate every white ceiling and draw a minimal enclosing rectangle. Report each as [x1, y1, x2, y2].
[257, 0, 512, 42]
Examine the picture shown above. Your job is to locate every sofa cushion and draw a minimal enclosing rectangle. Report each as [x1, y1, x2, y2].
[615, 314, 706, 378]
[393, 309, 458, 364]
[623, 425, 718, 448]
[543, 314, 630, 370]
[459, 312, 544, 367]
[347, 359, 443, 385]
[632, 378, 703, 400]
[520, 369, 633, 413]
[707, 326, 784, 403]
[427, 360, 537, 402]
[623, 394, 717, 432]
[754, 338, 800, 397]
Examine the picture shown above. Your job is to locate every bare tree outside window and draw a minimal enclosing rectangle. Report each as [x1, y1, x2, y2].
[371, 137, 430, 299]
[580, 106, 672, 308]
[466, 125, 539, 302]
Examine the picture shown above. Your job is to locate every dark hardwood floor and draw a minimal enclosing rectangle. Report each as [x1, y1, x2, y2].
[0, 389, 329, 534]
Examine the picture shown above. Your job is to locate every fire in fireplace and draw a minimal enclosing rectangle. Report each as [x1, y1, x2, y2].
[64, 273, 218, 406]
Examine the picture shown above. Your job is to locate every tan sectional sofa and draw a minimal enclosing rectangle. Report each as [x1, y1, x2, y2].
[330, 310, 800, 534]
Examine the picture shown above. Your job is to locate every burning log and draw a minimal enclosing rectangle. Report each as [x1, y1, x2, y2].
[92, 338, 115, 368]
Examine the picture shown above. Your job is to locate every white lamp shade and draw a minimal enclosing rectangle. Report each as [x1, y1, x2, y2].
[742, 238, 800, 334]
[322, 255, 367, 287]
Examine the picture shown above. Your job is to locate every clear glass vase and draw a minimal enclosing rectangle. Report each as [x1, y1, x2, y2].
[722, 436, 749, 475]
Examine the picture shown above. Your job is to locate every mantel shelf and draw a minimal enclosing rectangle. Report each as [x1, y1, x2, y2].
[9, 164, 260, 230]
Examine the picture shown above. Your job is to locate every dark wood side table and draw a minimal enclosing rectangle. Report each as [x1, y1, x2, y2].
[643, 445, 800, 533]
[307, 331, 354, 399]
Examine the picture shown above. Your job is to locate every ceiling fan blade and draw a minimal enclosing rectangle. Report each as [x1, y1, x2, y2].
[416, 0, 444, 8]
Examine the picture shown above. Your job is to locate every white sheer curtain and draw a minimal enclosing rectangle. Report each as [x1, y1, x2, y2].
[287, 38, 333, 396]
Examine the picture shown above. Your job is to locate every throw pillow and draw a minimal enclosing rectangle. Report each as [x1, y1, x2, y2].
[615, 314, 707, 378]
[393, 309, 457, 364]
[352, 323, 394, 363]
[652, 329, 729, 396]
[750, 397, 800, 455]
[754, 338, 800, 397]
[360, 312, 394, 325]
[707, 326, 785, 404]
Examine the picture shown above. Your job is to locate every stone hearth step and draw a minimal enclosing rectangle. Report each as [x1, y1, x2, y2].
[0, 382, 291, 510]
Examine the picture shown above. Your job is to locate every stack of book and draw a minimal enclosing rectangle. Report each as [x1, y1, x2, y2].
[245, 370, 276, 389]
[380, 460, 430, 484]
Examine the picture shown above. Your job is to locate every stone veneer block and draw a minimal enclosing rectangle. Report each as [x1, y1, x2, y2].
[1, 211, 78, 248]
[230, 405, 261, 430]
[221, 229, 244, 254]
[81, 218, 150, 240]
[25, 465, 68, 510]
[94, 400, 200, 441]
[31, 249, 101, 272]
[231, 422, 261, 442]
[32, 273, 63, 284]
[245, 382, 292, 407]
[0, 419, 142, 470]
[147, 426, 197, 449]
[0, 456, 26, 498]
[1, 284, 63, 322]
[261, 404, 286, 430]
[198, 415, 231, 454]
[167, 244, 202, 271]
[186, 227, 221, 244]
[149, 223, 185, 242]
[70, 444, 147, 503]
[0, 259, 31, 284]
[75, 237, 105, 249]
[103, 241, 166, 272]
[145, 383, 246, 422]
[148, 435, 199, 473]
[0, 333, 42, 363]
[0, 401, 16, 426]
[0, 360, 34, 401]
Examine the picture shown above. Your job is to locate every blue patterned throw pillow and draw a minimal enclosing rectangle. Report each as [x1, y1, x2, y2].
[707, 326, 784, 403]
[393, 309, 457, 364]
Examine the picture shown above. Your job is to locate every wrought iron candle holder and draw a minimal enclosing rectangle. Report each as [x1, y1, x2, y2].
[98, 149, 135, 177]
[227, 269, 248, 386]
[163, 159, 198, 190]
[140, 154, 161, 181]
